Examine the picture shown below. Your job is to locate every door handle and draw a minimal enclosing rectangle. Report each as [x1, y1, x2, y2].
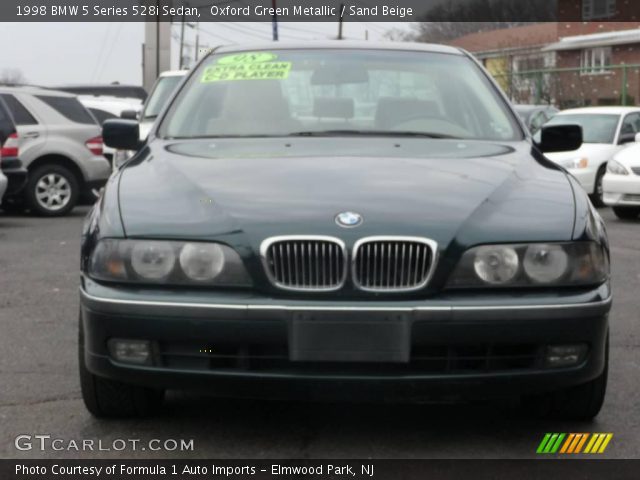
[23, 131, 40, 138]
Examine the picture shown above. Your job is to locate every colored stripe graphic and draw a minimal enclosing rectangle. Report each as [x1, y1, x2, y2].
[537, 433, 612, 454]
[537, 433, 565, 454]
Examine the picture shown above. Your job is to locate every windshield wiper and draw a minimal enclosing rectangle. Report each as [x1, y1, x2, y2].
[287, 130, 461, 139]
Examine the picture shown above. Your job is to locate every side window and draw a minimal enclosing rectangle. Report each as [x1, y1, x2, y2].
[0, 94, 38, 125]
[88, 107, 117, 125]
[620, 113, 640, 135]
[529, 112, 546, 133]
[35, 95, 96, 124]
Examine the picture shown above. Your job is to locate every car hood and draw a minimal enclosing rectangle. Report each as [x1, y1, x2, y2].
[613, 143, 640, 166]
[117, 138, 576, 251]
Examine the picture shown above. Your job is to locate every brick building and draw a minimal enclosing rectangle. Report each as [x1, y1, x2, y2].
[450, 12, 640, 106]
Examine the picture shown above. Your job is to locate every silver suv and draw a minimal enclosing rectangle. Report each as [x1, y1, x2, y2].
[0, 87, 111, 216]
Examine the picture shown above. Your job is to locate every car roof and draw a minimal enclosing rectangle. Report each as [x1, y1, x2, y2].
[0, 85, 77, 98]
[558, 106, 640, 115]
[210, 40, 464, 57]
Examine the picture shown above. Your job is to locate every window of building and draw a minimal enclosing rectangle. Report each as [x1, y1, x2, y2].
[581, 47, 612, 74]
[582, 0, 616, 20]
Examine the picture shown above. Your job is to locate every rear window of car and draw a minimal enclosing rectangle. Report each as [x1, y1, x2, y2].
[0, 97, 17, 144]
[88, 107, 117, 125]
[0, 94, 38, 125]
[36, 95, 96, 124]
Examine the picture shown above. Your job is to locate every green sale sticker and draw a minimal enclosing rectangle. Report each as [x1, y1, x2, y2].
[201, 61, 292, 82]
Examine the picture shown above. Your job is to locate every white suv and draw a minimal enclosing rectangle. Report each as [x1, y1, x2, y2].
[0, 87, 111, 216]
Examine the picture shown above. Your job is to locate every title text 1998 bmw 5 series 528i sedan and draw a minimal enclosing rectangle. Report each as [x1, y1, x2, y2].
[79, 42, 611, 420]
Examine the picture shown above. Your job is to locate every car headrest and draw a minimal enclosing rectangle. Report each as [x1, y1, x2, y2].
[313, 97, 354, 119]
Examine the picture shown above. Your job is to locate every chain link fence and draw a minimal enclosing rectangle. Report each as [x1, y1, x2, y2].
[493, 64, 640, 108]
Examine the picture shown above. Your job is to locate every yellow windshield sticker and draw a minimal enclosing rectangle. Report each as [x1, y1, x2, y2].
[201, 61, 292, 82]
[217, 52, 278, 65]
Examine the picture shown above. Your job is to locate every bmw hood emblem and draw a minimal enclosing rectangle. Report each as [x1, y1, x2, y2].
[335, 211, 363, 228]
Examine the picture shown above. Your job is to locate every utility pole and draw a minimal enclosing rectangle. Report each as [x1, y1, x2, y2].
[272, 0, 278, 41]
[179, 13, 185, 69]
[337, 3, 344, 40]
[194, 23, 199, 62]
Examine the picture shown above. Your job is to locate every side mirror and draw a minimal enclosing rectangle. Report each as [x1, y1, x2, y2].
[537, 124, 582, 153]
[103, 119, 140, 151]
[618, 132, 637, 145]
[120, 109, 139, 120]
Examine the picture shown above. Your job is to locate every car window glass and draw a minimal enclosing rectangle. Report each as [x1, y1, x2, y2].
[161, 50, 520, 141]
[0, 94, 38, 125]
[35, 95, 96, 124]
[89, 107, 117, 125]
[0, 98, 17, 144]
[545, 113, 619, 144]
[530, 112, 546, 133]
[142, 76, 183, 120]
[620, 113, 640, 135]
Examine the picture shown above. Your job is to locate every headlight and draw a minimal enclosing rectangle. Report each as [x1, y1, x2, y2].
[473, 246, 519, 285]
[606, 159, 629, 175]
[89, 239, 251, 286]
[561, 157, 588, 169]
[447, 242, 608, 288]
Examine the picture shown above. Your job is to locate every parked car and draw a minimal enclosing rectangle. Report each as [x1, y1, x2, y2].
[513, 104, 558, 134]
[53, 84, 147, 103]
[541, 107, 640, 206]
[0, 87, 111, 216]
[78, 96, 142, 167]
[0, 95, 27, 205]
[81, 42, 610, 420]
[603, 133, 640, 219]
[138, 70, 187, 141]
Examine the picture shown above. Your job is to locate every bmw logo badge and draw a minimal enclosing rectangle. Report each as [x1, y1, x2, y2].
[335, 211, 363, 228]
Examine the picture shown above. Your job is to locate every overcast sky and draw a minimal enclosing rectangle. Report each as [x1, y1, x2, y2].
[0, 22, 414, 86]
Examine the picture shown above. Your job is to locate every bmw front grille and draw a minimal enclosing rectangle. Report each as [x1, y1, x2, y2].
[352, 237, 438, 292]
[261, 236, 348, 291]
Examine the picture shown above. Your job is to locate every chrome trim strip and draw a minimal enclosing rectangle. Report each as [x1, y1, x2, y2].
[351, 236, 439, 293]
[259, 235, 348, 292]
[80, 288, 611, 313]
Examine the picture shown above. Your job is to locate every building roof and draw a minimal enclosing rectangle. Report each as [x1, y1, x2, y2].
[543, 28, 640, 51]
[449, 23, 559, 55]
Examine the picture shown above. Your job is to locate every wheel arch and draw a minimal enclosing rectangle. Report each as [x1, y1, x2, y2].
[28, 154, 86, 188]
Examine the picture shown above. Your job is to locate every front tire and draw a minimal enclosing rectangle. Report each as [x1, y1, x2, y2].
[523, 336, 608, 421]
[79, 315, 164, 418]
[613, 206, 640, 220]
[25, 164, 79, 216]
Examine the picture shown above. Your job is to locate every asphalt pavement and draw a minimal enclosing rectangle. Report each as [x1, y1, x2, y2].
[0, 206, 638, 459]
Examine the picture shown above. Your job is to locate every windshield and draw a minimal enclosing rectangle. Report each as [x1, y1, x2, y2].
[159, 49, 520, 141]
[545, 114, 619, 144]
[141, 75, 184, 120]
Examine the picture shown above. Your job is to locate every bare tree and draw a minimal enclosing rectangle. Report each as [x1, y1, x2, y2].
[0, 68, 27, 85]
[407, 0, 557, 43]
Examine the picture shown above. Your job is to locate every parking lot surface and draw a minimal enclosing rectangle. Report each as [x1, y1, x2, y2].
[0, 206, 638, 459]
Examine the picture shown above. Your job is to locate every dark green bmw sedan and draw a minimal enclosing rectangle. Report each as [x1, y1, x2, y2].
[79, 42, 611, 419]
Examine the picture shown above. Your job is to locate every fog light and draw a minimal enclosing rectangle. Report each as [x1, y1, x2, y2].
[108, 339, 152, 365]
[545, 344, 587, 368]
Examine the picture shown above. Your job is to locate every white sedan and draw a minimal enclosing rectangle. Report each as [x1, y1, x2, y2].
[603, 134, 640, 220]
[542, 107, 640, 206]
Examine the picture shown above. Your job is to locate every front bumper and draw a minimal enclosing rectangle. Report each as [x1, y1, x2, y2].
[603, 173, 640, 206]
[80, 277, 611, 402]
